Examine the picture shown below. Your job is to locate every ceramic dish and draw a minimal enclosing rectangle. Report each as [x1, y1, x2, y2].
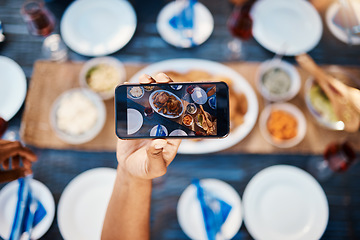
[251, 0, 322, 56]
[256, 59, 301, 102]
[259, 103, 307, 148]
[0, 56, 27, 121]
[79, 57, 126, 100]
[0, 179, 55, 240]
[127, 108, 143, 135]
[58, 168, 116, 240]
[326, 0, 360, 45]
[157, 1, 214, 48]
[61, 0, 137, 56]
[177, 179, 242, 240]
[50, 88, 106, 144]
[149, 90, 184, 119]
[243, 165, 329, 240]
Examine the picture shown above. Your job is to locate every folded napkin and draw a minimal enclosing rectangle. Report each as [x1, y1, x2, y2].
[169, 0, 197, 47]
[193, 179, 232, 240]
[9, 176, 47, 240]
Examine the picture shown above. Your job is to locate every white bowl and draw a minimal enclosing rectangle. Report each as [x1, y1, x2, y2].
[304, 77, 345, 131]
[256, 59, 301, 102]
[50, 88, 106, 144]
[259, 103, 307, 148]
[79, 57, 126, 100]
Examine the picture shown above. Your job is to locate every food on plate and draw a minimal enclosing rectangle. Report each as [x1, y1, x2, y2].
[86, 64, 120, 92]
[261, 67, 291, 95]
[267, 110, 297, 140]
[182, 114, 193, 126]
[55, 92, 98, 135]
[186, 103, 197, 114]
[163, 70, 248, 129]
[128, 86, 144, 98]
[309, 83, 338, 123]
[152, 91, 183, 116]
[143, 85, 154, 91]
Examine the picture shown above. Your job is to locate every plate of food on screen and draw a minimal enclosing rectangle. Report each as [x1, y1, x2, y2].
[149, 90, 184, 118]
[129, 59, 259, 154]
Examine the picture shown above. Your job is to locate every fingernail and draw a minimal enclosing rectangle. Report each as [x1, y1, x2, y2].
[154, 144, 164, 150]
[145, 74, 153, 80]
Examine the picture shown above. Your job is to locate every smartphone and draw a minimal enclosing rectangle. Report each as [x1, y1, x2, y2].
[115, 82, 229, 139]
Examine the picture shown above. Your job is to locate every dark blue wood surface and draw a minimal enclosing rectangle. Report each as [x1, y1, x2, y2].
[1, 0, 360, 239]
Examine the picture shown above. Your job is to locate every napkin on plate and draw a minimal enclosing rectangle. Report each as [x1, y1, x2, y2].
[9, 176, 47, 240]
[193, 179, 232, 240]
[169, 0, 197, 46]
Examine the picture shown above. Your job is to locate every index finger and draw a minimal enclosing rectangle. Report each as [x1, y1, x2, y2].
[153, 73, 173, 83]
[139, 74, 156, 84]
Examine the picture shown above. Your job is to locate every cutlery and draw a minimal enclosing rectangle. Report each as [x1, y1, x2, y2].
[199, 105, 213, 128]
[296, 54, 360, 132]
[0, 21, 5, 42]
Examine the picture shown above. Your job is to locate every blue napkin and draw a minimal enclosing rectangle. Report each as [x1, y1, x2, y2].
[9, 177, 47, 240]
[169, 0, 197, 47]
[193, 179, 232, 240]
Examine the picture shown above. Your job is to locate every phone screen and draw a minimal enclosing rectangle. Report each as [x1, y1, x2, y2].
[115, 82, 229, 139]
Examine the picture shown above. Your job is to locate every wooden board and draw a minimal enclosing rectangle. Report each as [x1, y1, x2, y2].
[20, 60, 360, 153]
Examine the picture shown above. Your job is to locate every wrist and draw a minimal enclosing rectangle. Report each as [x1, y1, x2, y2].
[116, 165, 152, 186]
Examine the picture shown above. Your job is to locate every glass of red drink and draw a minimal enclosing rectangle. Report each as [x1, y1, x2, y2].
[144, 107, 154, 118]
[21, 0, 55, 37]
[226, 0, 256, 59]
[308, 141, 357, 181]
[0, 117, 8, 138]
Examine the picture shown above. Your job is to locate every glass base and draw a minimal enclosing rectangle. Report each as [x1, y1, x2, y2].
[226, 38, 244, 60]
[307, 156, 334, 182]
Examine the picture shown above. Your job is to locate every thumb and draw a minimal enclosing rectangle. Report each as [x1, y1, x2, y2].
[146, 139, 168, 177]
[0, 168, 32, 183]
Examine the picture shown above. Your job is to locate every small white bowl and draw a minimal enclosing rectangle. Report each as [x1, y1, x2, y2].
[50, 88, 106, 144]
[256, 59, 301, 102]
[259, 103, 307, 148]
[304, 77, 345, 131]
[79, 57, 126, 100]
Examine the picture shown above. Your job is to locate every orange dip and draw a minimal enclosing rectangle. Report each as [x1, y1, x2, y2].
[183, 114, 193, 126]
[267, 110, 297, 140]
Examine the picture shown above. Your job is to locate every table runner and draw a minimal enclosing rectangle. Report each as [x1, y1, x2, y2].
[20, 60, 360, 153]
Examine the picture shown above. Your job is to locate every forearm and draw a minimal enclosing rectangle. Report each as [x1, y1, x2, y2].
[101, 167, 152, 240]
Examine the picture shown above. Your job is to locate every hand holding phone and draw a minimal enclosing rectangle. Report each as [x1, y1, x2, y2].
[115, 73, 230, 139]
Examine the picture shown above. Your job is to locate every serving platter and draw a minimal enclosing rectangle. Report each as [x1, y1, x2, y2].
[149, 90, 184, 119]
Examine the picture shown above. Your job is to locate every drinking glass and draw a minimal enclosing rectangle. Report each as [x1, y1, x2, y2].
[0, 117, 8, 138]
[21, 0, 55, 37]
[21, 0, 68, 61]
[308, 141, 357, 181]
[227, 0, 255, 59]
[144, 107, 154, 118]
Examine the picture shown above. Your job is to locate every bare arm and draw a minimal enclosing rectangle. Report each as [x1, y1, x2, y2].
[101, 73, 181, 240]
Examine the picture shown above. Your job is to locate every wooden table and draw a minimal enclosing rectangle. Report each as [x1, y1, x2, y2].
[1, 0, 360, 239]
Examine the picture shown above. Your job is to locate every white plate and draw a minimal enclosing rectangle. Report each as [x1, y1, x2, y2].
[169, 129, 188, 136]
[157, 1, 214, 48]
[177, 179, 242, 240]
[57, 168, 117, 240]
[150, 124, 168, 137]
[0, 179, 55, 240]
[0, 56, 27, 121]
[326, 0, 360, 45]
[127, 108, 143, 135]
[149, 90, 184, 118]
[129, 58, 259, 154]
[60, 0, 137, 56]
[251, 0, 323, 56]
[243, 165, 329, 240]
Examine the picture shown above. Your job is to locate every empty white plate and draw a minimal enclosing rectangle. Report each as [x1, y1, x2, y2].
[61, 0, 137, 56]
[0, 56, 27, 121]
[177, 179, 242, 240]
[57, 168, 117, 240]
[251, 0, 323, 56]
[0, 179, 55, 240]
[243, 165, 329, 240]
[127, 108, 143, 135]
[157, 1, 214, 48]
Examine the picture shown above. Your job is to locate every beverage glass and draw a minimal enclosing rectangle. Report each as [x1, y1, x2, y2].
[144, 107, 154, 118]
[21, 0, 55, 37]
[227, 0, 255, 59]
[308, 141, 357, 181]
[0, 117, 8, 138]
